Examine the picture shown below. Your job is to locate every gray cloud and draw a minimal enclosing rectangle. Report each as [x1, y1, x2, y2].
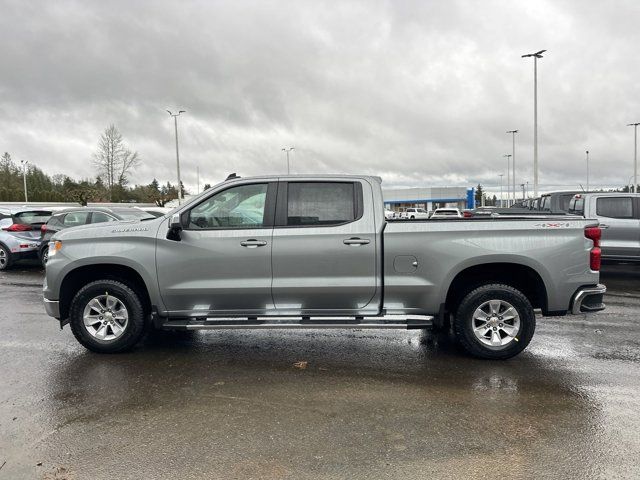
[1, 0, 639, 196]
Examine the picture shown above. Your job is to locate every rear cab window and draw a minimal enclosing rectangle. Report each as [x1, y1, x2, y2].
[569, 196, 584, 215]
[559, 194, 574, 212]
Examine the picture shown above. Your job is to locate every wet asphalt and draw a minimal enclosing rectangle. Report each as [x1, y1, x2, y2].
[0, 263, 639, 479]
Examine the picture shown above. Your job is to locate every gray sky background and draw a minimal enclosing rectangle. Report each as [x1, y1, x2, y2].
[1, 0, 639, 196]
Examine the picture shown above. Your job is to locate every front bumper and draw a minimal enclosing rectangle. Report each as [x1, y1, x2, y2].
[571, 284, 606, 314]
[44, 298, 60, 319]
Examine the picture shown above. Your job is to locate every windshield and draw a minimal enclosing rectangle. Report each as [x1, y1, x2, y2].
[112, 209, 156, 221]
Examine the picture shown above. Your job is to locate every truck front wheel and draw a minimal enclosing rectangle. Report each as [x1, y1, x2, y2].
[69, 280, 147, 353]
[453, 284, 535, 359]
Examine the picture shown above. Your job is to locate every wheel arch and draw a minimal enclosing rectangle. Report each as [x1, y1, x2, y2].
[59, 264, 153, 322]
[444, 261, 549, 315]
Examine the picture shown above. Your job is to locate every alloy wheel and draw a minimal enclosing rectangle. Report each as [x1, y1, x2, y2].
[471, 299, 521, 348]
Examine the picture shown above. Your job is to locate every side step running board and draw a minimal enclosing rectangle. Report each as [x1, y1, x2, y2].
[160, 315, 434, 331]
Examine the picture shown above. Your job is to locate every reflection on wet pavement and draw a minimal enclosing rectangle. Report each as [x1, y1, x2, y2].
[0, 263, 638, 479]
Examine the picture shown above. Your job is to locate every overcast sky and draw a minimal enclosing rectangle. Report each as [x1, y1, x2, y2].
[1, 0, 639, 195]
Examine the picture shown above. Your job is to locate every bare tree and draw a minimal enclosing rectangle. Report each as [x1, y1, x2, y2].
[93, 125, 140, 200]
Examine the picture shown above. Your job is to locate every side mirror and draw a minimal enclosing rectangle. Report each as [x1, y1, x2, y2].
[167, 214, 183, 241]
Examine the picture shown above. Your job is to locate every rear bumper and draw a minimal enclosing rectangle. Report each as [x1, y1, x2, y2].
[44, 298, 60, 319]
[571, 284, 606, 314]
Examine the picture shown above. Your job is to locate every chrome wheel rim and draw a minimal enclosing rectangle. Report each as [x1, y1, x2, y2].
[82, 294, 129, 341]
[0, 248, 7, 268]
[42, 249, 49, 265]
[472, 299, 520, 348]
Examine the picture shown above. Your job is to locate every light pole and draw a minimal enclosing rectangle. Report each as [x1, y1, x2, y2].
[522, 49, 546, 197]
[629, 123, 639, 193]
[20, 160, 28, 202]
[167, 110, 186, 204]
[507, 130, 518, 204]
[503, 154, 512, 206]
[585, 150, 590, 191]
[499, 173, 504, 207]
[282, 147, 294, 174]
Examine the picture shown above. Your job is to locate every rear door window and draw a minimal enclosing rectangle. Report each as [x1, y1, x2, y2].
[62, 211, 90, 227]
[596, 197, 634, 219]
[286, 182, 357, 226]
[90, 212, 116, 224]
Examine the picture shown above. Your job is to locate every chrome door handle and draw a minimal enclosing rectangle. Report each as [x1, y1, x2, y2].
[343, 237, 370, 246]
[240, 239, 267, 248]
[599, 224, 609, 229]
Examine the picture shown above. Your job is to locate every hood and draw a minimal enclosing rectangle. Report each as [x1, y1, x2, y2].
[52, 218, 163, 241]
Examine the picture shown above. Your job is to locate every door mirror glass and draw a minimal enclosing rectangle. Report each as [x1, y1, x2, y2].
[169, 214, 183, 230]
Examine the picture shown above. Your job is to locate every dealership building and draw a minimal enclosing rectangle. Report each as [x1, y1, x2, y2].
[382, 186, 475, 212]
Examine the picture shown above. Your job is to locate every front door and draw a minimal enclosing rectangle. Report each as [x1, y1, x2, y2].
[156, 181, 277, 316]
[270, 180, 378, 314]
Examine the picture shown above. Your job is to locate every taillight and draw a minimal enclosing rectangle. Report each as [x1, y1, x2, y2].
[3, 223, 31, 232]
[41, 224, 48, 233]
[585, 226, 601, 271]
[463, 211, 473, 218]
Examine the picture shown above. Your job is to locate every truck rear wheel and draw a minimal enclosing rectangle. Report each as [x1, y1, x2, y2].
[453, 283, 535, 359]
[69, 280, 147, 353]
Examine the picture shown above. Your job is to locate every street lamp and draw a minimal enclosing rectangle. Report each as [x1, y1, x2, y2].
[522, 49, 546, 197]
[585, 150, 590, 191]
[507, 130, 518, 204]
[282, 147, 294, 174]
[503, 154, 512, 206]
[20, 160, 28, 202]
[629, 123, 639, 193]
[167, 110, 186, 204]
[499, 173, 504, 207]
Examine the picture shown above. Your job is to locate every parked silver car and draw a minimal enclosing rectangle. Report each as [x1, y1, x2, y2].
[0, 207, 52, 270]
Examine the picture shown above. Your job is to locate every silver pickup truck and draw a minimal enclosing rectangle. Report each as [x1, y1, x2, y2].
[569, 192, 640, 263]
[43, 175, 606, 359]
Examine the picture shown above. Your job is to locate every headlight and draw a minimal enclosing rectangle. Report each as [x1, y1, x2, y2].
[48, 241, 62, 257]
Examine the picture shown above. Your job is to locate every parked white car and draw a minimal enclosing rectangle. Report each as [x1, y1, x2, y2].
[402, 207, 430, 220]
[384, 209, 396, 220]
[430, 208, 462, 219]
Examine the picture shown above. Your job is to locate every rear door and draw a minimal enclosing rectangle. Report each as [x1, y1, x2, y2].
[270, 180, 378, 314]
[593, 196, 640, 259]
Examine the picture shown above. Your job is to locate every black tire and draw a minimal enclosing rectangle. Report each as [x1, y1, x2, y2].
[40, 246, 49, 268]
[69, 279, 147, 353]
[0, 243, 13, 271]
[453, 283, 535, 359]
